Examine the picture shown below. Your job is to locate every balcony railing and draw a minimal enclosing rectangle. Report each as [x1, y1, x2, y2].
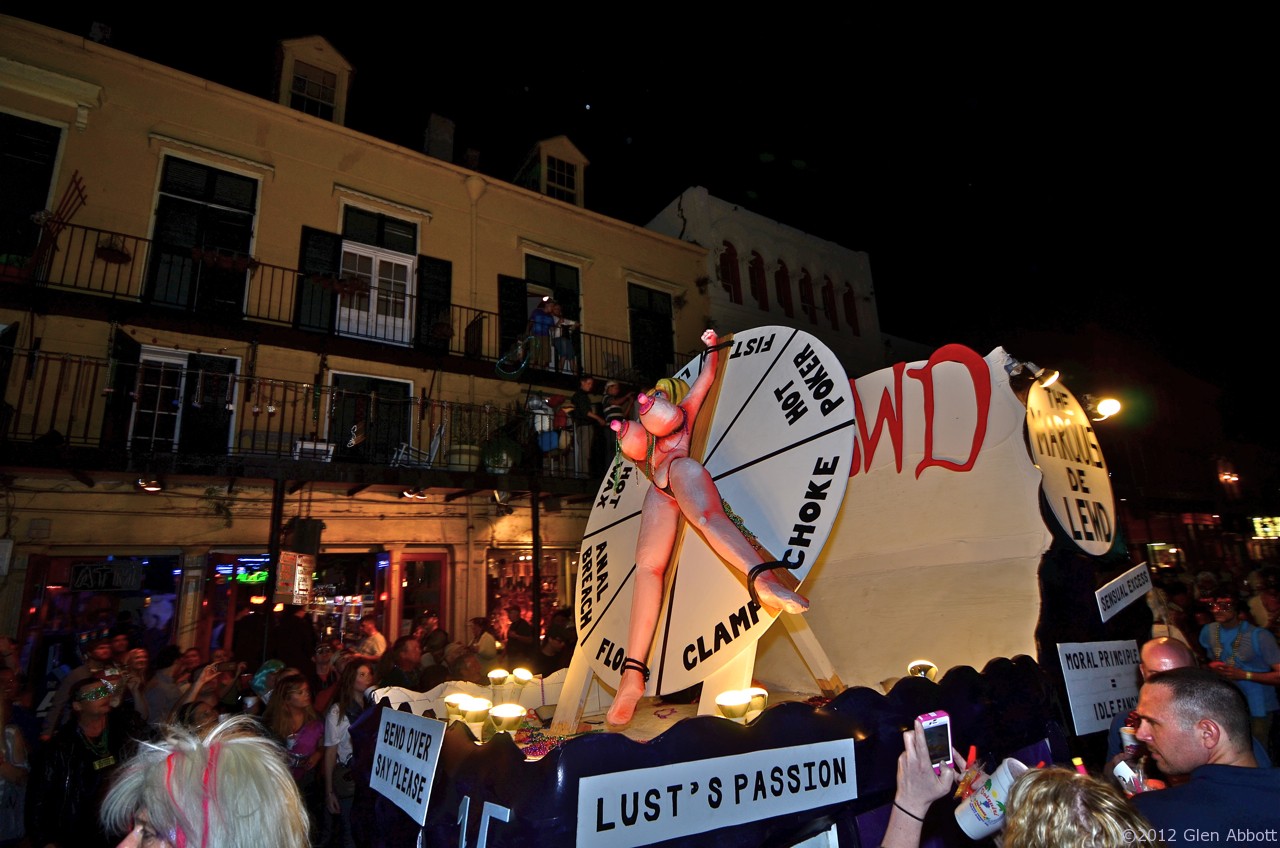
[0, 349, 594, 479]
[2, 221, 691, 383]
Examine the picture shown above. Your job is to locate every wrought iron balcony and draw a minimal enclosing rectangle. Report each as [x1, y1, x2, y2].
[0, 349, 598, 483]
[1, 221, 683, 384]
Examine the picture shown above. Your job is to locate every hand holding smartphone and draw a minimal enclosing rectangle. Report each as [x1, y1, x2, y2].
[917, 711, 953, 775]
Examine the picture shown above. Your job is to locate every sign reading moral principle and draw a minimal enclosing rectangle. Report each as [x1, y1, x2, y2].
[1056, 639, 1141, 736]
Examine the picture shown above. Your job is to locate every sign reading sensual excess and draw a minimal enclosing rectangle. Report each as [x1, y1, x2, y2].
[576, 327, 855, 696]
[1055, 639, 1141, 735]
[576, 739, 857, 848]
[1095, 562, 1152, 624]
[1025, 381, 1115, 556]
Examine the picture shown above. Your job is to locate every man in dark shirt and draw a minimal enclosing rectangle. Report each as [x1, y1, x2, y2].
[381, 637, 423, 690]
[504, 606, 536, 670]
[27, 676, 146, 847]
[1132, 667, 1280, 840]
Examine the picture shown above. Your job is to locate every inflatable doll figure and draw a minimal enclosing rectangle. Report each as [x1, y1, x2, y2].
[605, 329, 809, 727]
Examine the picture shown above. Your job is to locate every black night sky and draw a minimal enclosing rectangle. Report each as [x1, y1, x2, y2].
[6, 10, 1272, 443]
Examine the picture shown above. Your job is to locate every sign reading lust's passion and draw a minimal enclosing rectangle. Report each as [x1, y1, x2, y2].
[1025, 382, 1115, 555]
[577, 739, 857, 848]
[577, 327, 855, 696]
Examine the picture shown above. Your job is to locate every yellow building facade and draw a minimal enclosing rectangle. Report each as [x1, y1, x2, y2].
[0, 17, 707, 673]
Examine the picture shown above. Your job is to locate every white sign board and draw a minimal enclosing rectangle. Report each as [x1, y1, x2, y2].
[1056, 640, 1141, 736]
[275, 551, 314, 604]
[370, 709, 445, 825]
[576, 739, 857, 848]
[1095, 563, 1153, 623]
[1026, 381, 1116, 555]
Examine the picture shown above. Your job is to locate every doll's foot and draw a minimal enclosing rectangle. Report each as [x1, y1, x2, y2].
[749, 563, 809, 614]
[606, 658, 650, 728]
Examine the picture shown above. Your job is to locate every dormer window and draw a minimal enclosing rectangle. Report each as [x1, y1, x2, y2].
[275, 37, 352, 126]
[513, 137, 588, 207]
[290, 61, 337, 120]
[546, 156, 577, 204]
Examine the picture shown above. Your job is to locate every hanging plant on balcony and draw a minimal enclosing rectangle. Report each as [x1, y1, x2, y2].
[310, 273, 370, 297]
[95, 235, 132, 264]
[190, 247, 260, 274]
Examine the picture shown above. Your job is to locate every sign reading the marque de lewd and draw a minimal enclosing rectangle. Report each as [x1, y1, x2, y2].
[1025, 381, 1115, 556]
[274, 551, 313, 604]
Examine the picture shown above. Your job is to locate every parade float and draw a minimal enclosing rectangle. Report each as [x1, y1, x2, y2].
[349, 327, 1138, 848]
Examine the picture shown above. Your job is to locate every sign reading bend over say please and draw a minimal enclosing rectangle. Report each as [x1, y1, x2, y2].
[370, 709, 445, 825]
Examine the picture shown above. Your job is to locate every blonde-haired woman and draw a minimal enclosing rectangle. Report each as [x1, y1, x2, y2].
[101, 714, 308, 848]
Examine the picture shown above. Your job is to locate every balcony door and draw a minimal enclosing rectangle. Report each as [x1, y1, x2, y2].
[627, 283, 674, 386]
[146, 157, 257, 318]
[130, 349, 238, 456]
[335, 244, 412, 345]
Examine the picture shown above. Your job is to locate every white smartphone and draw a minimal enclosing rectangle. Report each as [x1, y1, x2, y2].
[917, 711, 953, 773]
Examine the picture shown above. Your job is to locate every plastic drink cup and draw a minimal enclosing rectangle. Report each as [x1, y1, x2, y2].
[954, 757, 1028, 839]
[1120, 726, 1139, 753]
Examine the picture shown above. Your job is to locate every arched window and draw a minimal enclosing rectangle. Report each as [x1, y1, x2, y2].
[842, 283, 861, 336]
[719, 242, 742, 305]
[774, 261, 793, 318]
[821, 276, 839, 330]
[798, 268, 816, 324]
[748, 251, 769, 310]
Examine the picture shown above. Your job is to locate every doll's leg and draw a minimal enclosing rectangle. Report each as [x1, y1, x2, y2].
[669, 458, 809, 614]
[606, 487, 680, 727]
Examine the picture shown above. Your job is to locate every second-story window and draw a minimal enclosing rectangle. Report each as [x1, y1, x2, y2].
[798, 268, 817, 324]
[148, 156, 258, 318]
[338, 207, 417, 345]
[775, 261, 793, 318]
[290, 61, 337, 121]
[546, 156, 577, 204]
[719, 242, 742, 304]
[842, 283, 861, 336]
[748, 251, 769, 310]
[821, 276, 839, 330]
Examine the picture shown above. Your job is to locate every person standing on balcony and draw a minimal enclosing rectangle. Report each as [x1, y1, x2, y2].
[526, 297, 556, 370]
[569, 376, 605, 478]
[549, 300, 578, 374]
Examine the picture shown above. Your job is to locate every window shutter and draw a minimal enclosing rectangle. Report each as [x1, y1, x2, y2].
[498, 274, 530, 355]
[415, 255, 452, 353]
[294, 227, 342, 332]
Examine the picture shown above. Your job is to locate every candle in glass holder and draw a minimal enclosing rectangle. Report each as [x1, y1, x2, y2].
[443, 692, 472, 724]
[714, 690, 751, 722]
[462, 697, 493, 741]
[489, 703, 526, 734]
[745, 687, 769, 722]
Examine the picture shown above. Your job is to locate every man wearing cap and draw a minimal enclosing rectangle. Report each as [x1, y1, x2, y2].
[1132, 667, 1280, 839]
[28, 676, 145, 847]
[40, 635, 113, 741]
[1198, 593, 1280, 750]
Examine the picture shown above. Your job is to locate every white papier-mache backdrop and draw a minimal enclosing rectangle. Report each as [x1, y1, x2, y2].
[753, 346, 1054, 693]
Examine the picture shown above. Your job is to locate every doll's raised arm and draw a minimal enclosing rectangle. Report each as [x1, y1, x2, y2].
[681, 329, 722, 422]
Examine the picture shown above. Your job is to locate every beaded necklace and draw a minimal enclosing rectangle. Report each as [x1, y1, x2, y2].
[78, 723, 115, 770]
[1210, 621, 1248, 667]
